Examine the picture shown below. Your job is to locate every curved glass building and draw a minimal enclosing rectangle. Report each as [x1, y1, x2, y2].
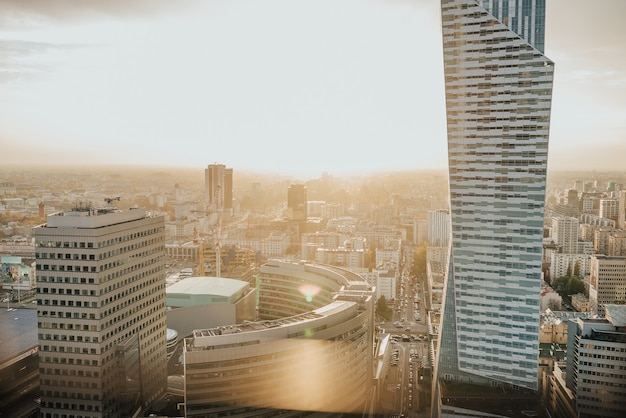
[183, 259, 375, 416]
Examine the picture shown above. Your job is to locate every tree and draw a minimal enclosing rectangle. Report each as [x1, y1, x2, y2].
[376, 295, 388, 311]
[375, 295, 393, 321]
[411, 243, 427, 278]
[553, 275, 585, 300]
[573, 260, 581, 278]
[565, 261, 572, 278]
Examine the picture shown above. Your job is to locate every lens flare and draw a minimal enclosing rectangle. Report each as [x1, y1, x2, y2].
[298, 284, 321, 303]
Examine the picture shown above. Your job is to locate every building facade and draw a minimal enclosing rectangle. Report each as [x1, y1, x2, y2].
[436, 0, 554, 393]
[183, 260, 375, 416]
[35, 207, 167, 417]
[588, 255, 626, 317]
[564, 305, 626, 418]
[204, 163, 233, 211]
[427, 209, 451, 247]
[552, 216, 579, 254]
[287, 184, 308, 221]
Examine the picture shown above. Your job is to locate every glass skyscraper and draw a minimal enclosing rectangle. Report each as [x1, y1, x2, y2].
[436, 0, 554, 391]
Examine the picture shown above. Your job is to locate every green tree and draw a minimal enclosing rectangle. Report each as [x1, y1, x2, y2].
[376, 295, 388, 311]
[375, 295, 393, 321]
[573, 260, 581, 278]
[411, 243, 427, 278]
[565, 261, 572, 277]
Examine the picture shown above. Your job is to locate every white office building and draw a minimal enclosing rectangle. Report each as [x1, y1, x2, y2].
[35, 206, 167, 417]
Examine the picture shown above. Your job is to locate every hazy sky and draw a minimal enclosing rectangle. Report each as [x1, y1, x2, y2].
[1, 0, 624, 177]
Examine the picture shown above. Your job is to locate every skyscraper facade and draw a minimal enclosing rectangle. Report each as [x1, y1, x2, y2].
[427, 209, 451, 247]
[437, 0, 554, 392]
[204, 163, 233, 211]
[287, 184, 308, 221]
[35, 206, 167, 417]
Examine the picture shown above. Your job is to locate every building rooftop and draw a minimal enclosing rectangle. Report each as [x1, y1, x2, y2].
[605, 304, 626, 327]
[0, 307, 37, 368]
[166, 276, 248, 299]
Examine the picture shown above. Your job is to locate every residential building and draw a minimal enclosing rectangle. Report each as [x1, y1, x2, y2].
[427, 210, 450, 247]
[550, 253, 589, 281]
[35, 206, 167, 417]
[375, 238, 401, 268]
[552, 216, 579, 254]
[618, 190, 626, 229]
[599, 198, 619, 222]
[588, 255, 626, 317]
[435, 0, 554, 406]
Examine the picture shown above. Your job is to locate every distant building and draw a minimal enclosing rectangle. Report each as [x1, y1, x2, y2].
[427, 210, 450, 247]
[204, 163, 233, 211]
[35, 207, 167, 417]
[599, 198, 619, 222]
[570, 293, 589, 312]
[552, 216, 579, 254]
[287, 184, 307, 221]
[549, 253, 589, 281]
[540, 285, 562, 311]
[315, 246, 365, 270]
[375, 238, 401, 267]
[618, 190, 626, 229]
[588, 255, 626, 317]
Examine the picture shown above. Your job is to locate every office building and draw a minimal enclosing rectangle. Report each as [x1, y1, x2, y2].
[183, 260, 375, 416]
[561, 304, 626, 417]
[618, 190, 626, 229]
[287, 183, 307, 221]
[204, 163, 233, 211]
[599, 198, 619, 222]
[436, 0, 554, 400]
[552, 216, 580, 254]
[35, 206, 167, 417]
[427, 209, 451, 247]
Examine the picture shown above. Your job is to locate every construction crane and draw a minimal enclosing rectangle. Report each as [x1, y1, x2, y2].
[215, 186, 223, 278]
[104, 196, 121, 205]
[193, 227, 205, 276]
[196, 186, 223, 277]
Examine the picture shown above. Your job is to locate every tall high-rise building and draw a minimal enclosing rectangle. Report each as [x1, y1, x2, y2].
[436, 0, 554, 395]
[552, 216, 580, 254]
[589, 254, 626, 317]
[287, 184, 307, 221]
[35, 206, 167, 417]
[205, 163, 233, 210]
[427, 209, 451, 247]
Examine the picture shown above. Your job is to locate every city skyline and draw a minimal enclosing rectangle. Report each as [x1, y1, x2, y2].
[1, 0, 625, 177]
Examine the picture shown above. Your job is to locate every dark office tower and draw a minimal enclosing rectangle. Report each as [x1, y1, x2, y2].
[436, 0, 554, 395]
[224, 167, 233, 210]
[205, 163, 233, 211]
[287, 184, 307, 221]
[35, 207, 167, 417]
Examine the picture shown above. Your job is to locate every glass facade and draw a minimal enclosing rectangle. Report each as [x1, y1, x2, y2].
[437, 0, 554, 390]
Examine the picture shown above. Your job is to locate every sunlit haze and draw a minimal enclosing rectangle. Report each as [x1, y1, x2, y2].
[1, 0, 625, 177]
